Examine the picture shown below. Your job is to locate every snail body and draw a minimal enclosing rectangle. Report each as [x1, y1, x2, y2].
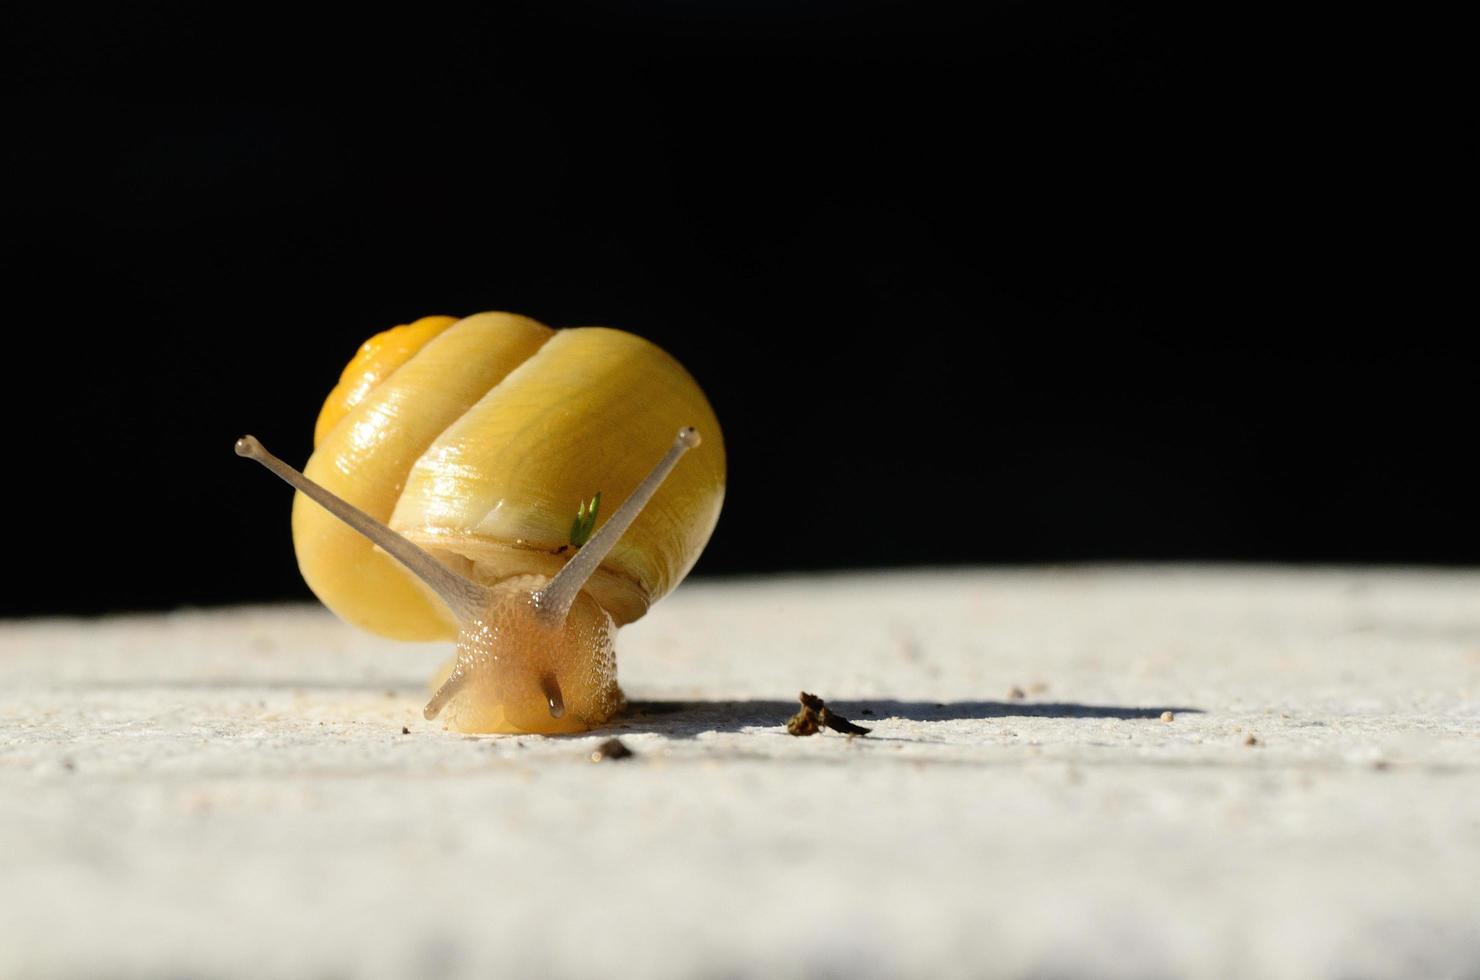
[239, 311, 724, 734]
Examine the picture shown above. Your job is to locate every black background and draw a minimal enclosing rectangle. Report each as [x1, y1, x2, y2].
[3, 2, 1473, 616]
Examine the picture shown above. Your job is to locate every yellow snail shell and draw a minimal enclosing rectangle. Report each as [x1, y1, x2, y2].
[243, 311, 725, 734]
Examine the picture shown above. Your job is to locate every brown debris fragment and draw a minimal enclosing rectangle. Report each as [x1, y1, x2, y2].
[786, 692, 871, 737]
[786, 707, 820, 736]
[401, 726, 411, 735]
[590, 737, 634, 762]
[1244, 734, 1259, 746]
[1007, 686, 1026, 700]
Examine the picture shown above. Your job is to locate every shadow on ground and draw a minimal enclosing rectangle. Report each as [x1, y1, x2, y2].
[45, 678, 1202, 738]
[609, 699, 1204, 737]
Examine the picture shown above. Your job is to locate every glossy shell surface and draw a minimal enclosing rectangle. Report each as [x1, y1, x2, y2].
[293, 312, 726, 640]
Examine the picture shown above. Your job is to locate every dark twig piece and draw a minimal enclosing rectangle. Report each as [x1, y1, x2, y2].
[786, 691, 871, 737]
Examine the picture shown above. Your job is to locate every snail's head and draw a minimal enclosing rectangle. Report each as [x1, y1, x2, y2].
[423, 575, 619, 734]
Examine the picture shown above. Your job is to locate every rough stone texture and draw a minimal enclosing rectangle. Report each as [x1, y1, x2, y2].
[1, 567, 1478, 979]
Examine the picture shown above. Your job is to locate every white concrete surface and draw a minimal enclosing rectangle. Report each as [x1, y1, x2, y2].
[1, 567, 1478, 979]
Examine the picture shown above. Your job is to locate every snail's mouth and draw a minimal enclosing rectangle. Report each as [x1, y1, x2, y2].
[426, 642, 568, 725]
[423, 669, 588, 734]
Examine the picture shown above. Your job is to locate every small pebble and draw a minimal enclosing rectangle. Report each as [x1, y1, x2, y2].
[590, 737, 634, 762]
[1244, 734, 1259, 746]
[1160, 711, 1174, 723]
[1007, 686, 1026, 700]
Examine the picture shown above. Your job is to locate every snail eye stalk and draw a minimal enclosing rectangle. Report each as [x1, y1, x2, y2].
[533, 427, 702, 626]
[235, 435, 491, 624]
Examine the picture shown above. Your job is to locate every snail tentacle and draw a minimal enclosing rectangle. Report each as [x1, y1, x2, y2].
[533, 427, 701, 626]
[236, 435, 491, 624]
[422, 666, 470, 720]
[540, 673, 566, 719]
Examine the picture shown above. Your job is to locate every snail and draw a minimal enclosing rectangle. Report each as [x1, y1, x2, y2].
[236, 312, 725, 734]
